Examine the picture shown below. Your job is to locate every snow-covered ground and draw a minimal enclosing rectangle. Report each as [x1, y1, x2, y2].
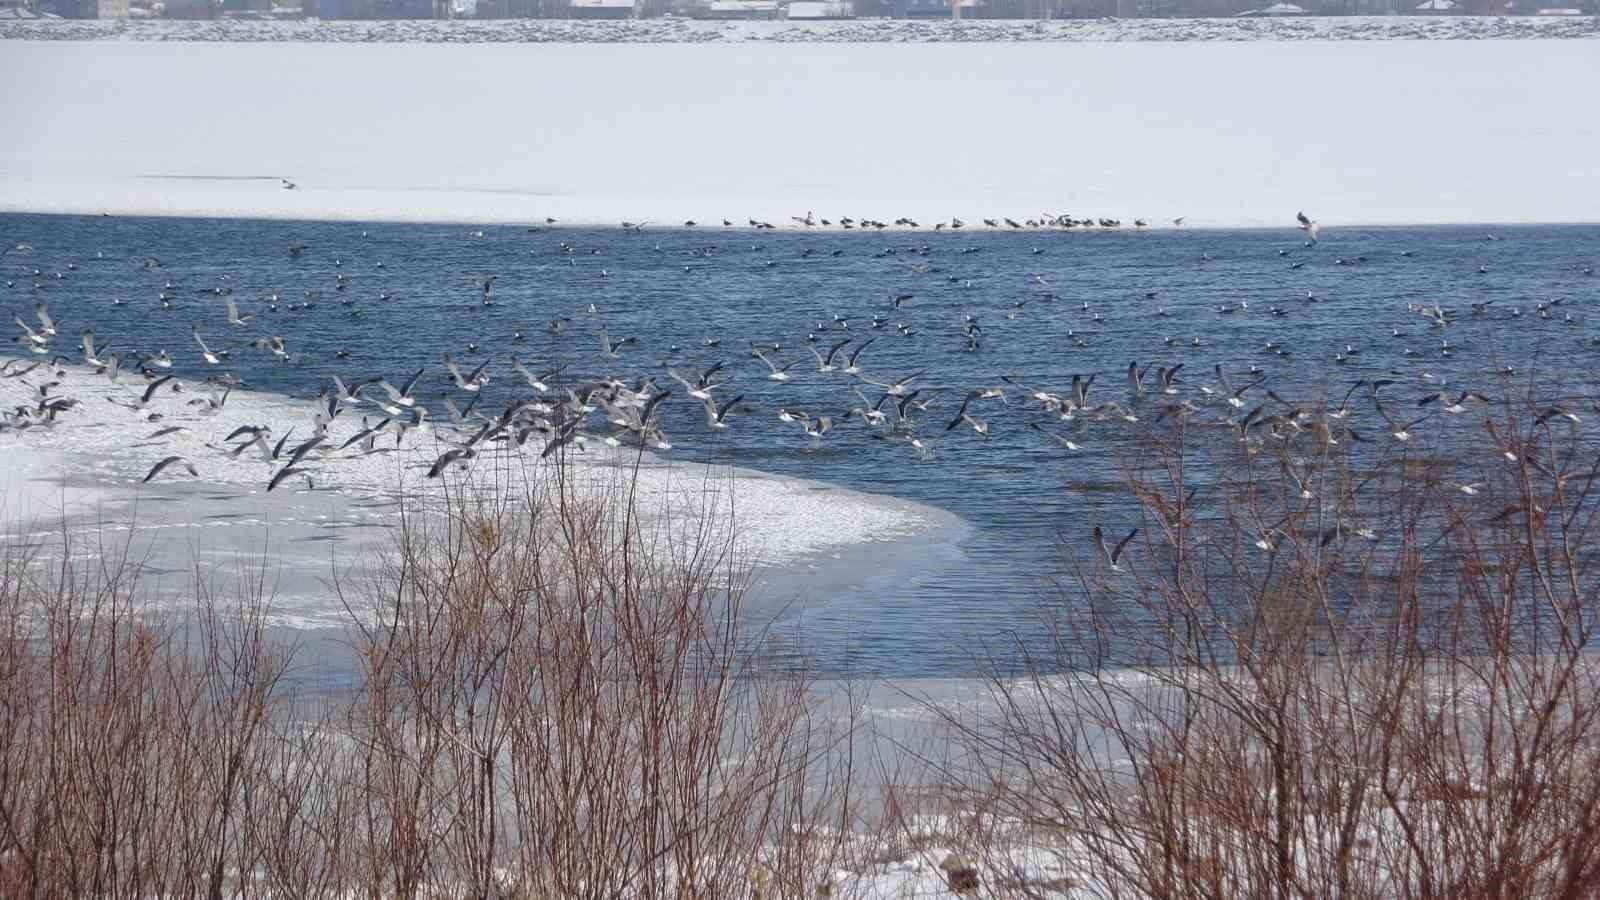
[2, 39, 1598, 229]
[2, 14, 1597, 43]
[0, 357, 934, 626]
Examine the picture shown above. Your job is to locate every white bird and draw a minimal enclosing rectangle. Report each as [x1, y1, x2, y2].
[1296, 210, 1320, 243]
[859, 369, 924, 397]
[842, 337, 875, 375]
[1093, 526, 1138, 573]
[599, 326, 636, 360]
[80, 330, 111, 367]
[378, 367, 425, 410]
[253, 335, 289, 361]
[809, 337, 851, 373]
[223, 297, 253, 327]
[756, 350, 797, 382]
[667, 363, 725, 401]
[33, 302, 56, 337]
[192, 326, 222, 366]
[442, 353, 489, 392]
[701, 394, 743, 431]
[510, 355, 558, 393]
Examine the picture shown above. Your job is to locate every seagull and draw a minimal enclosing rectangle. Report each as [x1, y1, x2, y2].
[142, 455, 197, 484]
[1093, 526, 1138, 573]
[80, 330, 112, 367]
[1535, 406, 1582, 426]
[427, 447, 476, 479]
[701, 394, 744, 431]
[192, 326, 223, 366]
[599, 326, 636, 360]
[1028, 421, 1082, 451]
[667, 362, 725, 400]
[442, 352, 490, 392]
[842, 338, 875, 375]
[511, 356, 560, 393]
[378, 368, 425, 411]
[859, 370, 924, 397]
[1376, 404, 1430, 442]
[267, 464, 311, 492]
[32, 302, 56, 337]
[1212, 364, 1262, 409]
[945, 390, 994, 436]
[809, 337, 852, 373]
[756, 350, 797, 382]
[13, 316, 50, 349]
[253, 335, 289, 361]
[1296, 210, 1320, 244]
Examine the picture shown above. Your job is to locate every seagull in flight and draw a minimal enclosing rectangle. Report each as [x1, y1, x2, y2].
[756, 350, 797, 382]
[1296, 210, 1320, 244]
[443, 353, 490, 392]
[1093, 526, 1138, 573]
[223, 297, 253, 327]
[701, 394, 744, 431]
[192, 326, 223, 366]
[143, 455, 198, 484]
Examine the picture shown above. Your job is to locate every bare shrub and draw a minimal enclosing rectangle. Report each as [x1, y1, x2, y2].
[926, 385, 1600, 898]
[0, 454, 858, 898]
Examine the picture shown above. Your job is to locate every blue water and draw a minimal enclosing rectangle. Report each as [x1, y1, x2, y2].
[3, 213, 1596, 676]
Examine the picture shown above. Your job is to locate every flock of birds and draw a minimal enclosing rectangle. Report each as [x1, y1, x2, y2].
[1, 210, 1595, 560]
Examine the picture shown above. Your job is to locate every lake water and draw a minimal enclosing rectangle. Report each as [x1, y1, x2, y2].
[3, 213, 1597, 676]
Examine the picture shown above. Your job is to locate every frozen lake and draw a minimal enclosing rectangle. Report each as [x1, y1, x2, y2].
[1, 39, 1597, 228]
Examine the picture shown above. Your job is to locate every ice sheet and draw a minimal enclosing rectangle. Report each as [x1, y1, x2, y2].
[2, 39, 1596, 229]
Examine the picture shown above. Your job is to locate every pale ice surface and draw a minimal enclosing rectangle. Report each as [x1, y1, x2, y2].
[2, 38, 1598, 229]
[0, 357, 935, 628]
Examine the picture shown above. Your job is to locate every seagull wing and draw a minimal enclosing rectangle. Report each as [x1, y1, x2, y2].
[1112, 528, 1139, 564]
[143, 455, 190, 483]
[398, 367, 424, 397]
[140, 374, 174, 405]
[268, 465, 307, 492]
[847, 337, 876, 366]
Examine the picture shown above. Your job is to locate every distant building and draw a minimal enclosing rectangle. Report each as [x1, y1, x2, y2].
[703, 0, 779, 16]
[569, 0, 635, 15]
[39, 0, 128, 13]
[893, 0, 977, 14]
[163, 0, 216, 16]
[786, 0, 853, 15]
[1234, 0, 1307, 12]
[315, 0, 438, 16]
[1410, 0, 1457, 10]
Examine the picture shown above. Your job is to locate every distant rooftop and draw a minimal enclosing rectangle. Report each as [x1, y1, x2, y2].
[570, 0, 636, 7]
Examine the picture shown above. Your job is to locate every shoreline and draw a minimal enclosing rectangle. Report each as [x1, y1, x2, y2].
[4, 199, 1600, 232]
